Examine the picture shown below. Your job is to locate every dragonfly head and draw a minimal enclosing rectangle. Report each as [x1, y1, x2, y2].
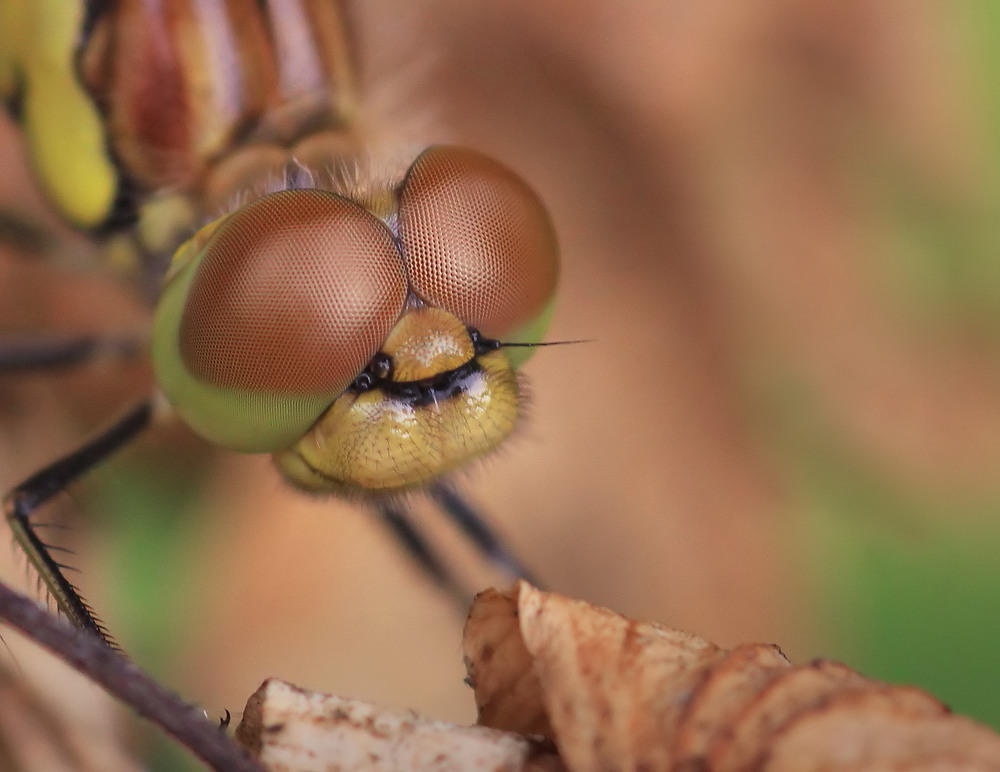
[151, 146, 559, 493]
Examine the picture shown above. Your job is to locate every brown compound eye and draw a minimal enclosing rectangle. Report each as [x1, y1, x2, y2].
[180, 189, 407, 395]
[397, 146, 559, 338]
[153, 188, 410, 452]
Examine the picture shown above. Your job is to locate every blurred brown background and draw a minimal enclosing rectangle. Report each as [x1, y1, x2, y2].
[2, 1, 999, 768]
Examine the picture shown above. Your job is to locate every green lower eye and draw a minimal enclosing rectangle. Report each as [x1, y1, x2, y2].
[152, 189, 408, 452]
[501, 295, 558, 369]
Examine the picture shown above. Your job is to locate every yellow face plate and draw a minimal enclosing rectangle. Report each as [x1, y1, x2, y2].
[273, 308, 520, 495]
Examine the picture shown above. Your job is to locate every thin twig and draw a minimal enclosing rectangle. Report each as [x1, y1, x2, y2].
[0, 580, 265, 772]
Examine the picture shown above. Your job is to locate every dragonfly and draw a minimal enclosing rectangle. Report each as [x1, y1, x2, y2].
[0, 0, 559, 647]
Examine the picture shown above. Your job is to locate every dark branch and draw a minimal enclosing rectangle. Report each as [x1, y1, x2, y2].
[0, 580, 264, 771]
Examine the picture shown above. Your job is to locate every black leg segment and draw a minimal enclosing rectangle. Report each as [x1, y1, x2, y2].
[373, 500, 471, 609]
[3, 401, 153, 645]
[0, 335, 144, 372]
[428, 482, 543, 587]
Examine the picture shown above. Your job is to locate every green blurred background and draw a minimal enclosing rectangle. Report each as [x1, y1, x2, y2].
[1, 1, 999, 768]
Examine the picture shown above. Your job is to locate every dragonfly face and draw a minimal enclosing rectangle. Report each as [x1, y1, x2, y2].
[152, 145, 558, 493]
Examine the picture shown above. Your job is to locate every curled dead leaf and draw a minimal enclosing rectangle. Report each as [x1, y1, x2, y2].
[765, 688, 1000, 770]
[670, 642, 792, 766]
[463, 581, 552, 738]
[461, 582, 1000, 771]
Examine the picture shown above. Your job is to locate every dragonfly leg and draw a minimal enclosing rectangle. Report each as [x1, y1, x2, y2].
[373, 500, 471, 609]
[3, 401, 153, 646]
[0, 334, 144, 372]
[428, 482, 544, 588]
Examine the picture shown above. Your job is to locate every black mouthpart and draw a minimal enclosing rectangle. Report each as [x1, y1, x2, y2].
[470, 328, 502, 354]
[351, 358, 485, 408]
[350, 328, 501, 397]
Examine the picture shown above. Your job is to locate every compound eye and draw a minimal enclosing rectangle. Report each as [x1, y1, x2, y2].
[153, 189, 407, 451]
[181, 189, 405, 392]
[397, 146, 559, 339]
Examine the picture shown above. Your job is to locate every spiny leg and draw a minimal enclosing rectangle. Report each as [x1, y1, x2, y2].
[428, 481, 543, 588]
[372, 500, 471, 609]
[3, 401, 153, 645]
[0, 335, 143, 372]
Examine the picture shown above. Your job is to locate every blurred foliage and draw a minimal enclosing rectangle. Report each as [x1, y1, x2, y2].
[89, 454, 213, 772]
[784, 0, 1000, 729]
[774, 374, 1000, 728]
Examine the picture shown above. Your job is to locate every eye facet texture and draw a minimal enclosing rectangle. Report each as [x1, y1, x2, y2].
[179, 189, 407, 396]
[398, 146, 559, 338]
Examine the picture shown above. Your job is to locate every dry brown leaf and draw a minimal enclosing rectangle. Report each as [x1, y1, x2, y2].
[766, 688, 1000, 770]
[706, 659, 886, 770]
[670, 643, 792, 767]
[234, 583, 1000, 770]
[235, 679, 563, 772]
[465, 584, 727, 770]
[463, 583, 552, 737]
[461, 582, 1000, 771]
[517, 584, 726, 771]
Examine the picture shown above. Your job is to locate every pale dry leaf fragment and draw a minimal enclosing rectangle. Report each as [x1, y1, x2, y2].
[670, 642, 792, 769]
[463, 587, 552, 737]
[235, 679, 563, 772]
